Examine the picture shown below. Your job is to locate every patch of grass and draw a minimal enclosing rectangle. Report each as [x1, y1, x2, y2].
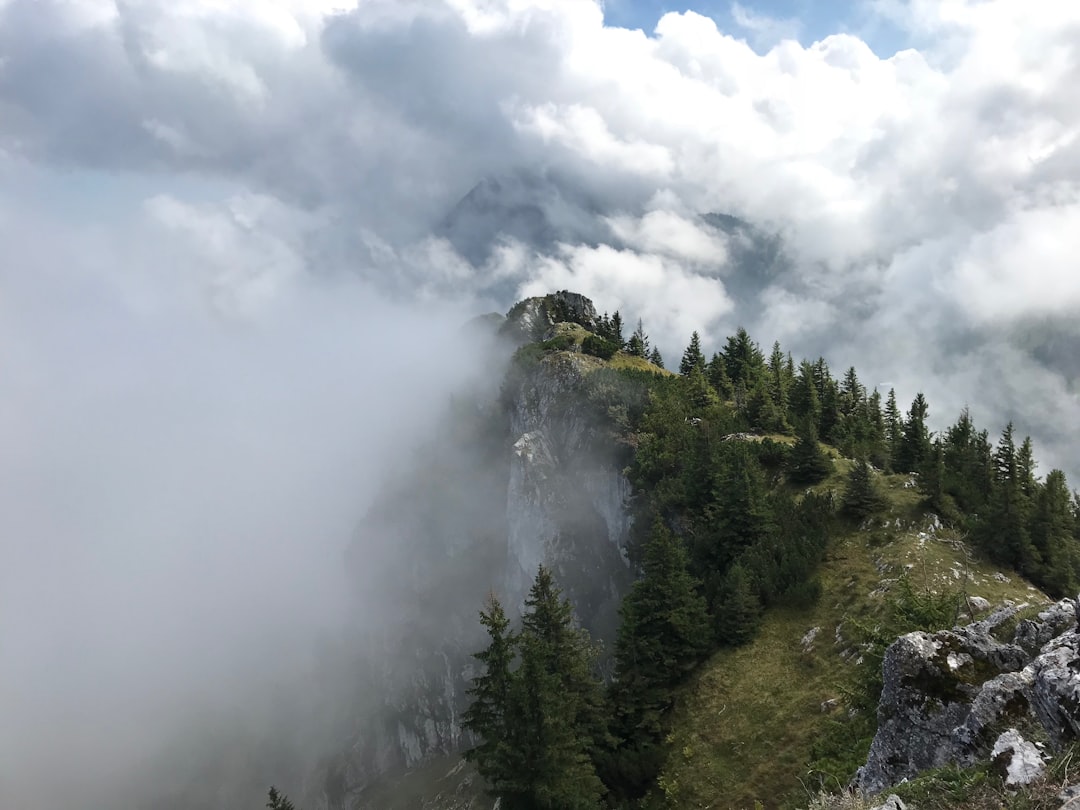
[608, 352, 672, 375]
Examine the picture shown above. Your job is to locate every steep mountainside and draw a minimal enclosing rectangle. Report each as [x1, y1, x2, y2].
[281, 291, 1080, 810]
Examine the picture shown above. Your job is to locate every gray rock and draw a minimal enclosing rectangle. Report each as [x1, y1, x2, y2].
[990, 728, 1044, 786]
[857, 597, 1080, 795]
[869, 795, 907, 810]
[967, 595, 992, 612]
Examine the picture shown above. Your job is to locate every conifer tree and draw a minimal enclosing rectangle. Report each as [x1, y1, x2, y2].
[1031, 469, 1080, 597]
[895, 393, 931, 473]
[842, 458, 886, 521]
[516, 566, 605, 809]
[918, 440, 952, 518]
[648, 347, 665, 369]
[680, 331, 707, 376]
[606, 522, 710, 797]
[713, 562, 762, 645]
[707, 352, 734, 399]
[463, 569, 606, 809]
[723, 328, 765, 390]
[790, 361, 823, 431]
[976, 423, 1038, 576]
[786, 420, 832, 485]
[626, 318, 650, 358]
[884, 389, 903, 471]
[767, 343, 791, 407]
[610, 311, 625, 348]
[267, 788, 298, 810]
[463, 594, 520, 797]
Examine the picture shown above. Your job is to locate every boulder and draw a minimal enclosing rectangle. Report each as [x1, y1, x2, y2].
[856, 597, 1080, 794]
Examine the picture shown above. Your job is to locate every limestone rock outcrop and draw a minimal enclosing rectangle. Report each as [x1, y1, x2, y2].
[857, 598, 1080, 795]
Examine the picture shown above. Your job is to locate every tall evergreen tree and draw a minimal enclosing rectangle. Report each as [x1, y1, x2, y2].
[463, 594, 520, 798]
[842, 458, 886, 521]
[767, 341, 793, 420]
[895, 393, 931, 474]
[1031, 469, 1080, 597]
[707, 352, 734, 399]
[713, 562, 762, 646]
[463, 569, 606, 809]
[786, 420, 832, 485]
[267, 788, 298, 810]
[884, 388, 903, 471]
[610, 311, 625, 348]
[976, 423, 1038, 576]
[606, 522, 711, 798]
[790, 361, 823, 432]
[680, 331, 707, 376]
[626, 318, 650, 358]
[723, 328, 765, 390]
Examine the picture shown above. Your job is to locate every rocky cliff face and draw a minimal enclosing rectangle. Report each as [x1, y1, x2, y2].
[307, 293, 636, 808]
[857, 597, 1080, 795]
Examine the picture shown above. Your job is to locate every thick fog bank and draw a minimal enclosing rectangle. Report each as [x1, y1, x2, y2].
[0, 233, 496, 809]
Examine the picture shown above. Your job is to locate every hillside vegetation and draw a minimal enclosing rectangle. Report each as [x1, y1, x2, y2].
[271, 293, 1080, 810]
[459, 295, 1080, 809]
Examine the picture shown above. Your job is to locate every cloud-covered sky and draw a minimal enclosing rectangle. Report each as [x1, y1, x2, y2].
[2, 0, 1079, 804]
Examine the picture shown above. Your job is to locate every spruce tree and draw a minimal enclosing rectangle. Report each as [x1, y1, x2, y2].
[786, 420, 832, 485]
[723, 328, 765, 390]
[884, 388, 903, 471]
[463, 594, 520, 798]
[976, 423, 1038, 575]
[267, 788, 298, 810]
[610, 311, 625, 348]
[606, 522, 710, 798]
[1032, 469, 1080, 597]
[790, 361, 823, 431]
[767, 341, 792, 420]
[648, 347, 665, 369]
[680, 331, 707, 376]
[626, 318, 650, 358]
[707, 352, 734, 399]
[842, 458, 886, 521]
[895, 393, 931, 473]
[713, 562, 762, 646]
[517, 566, 606, 809]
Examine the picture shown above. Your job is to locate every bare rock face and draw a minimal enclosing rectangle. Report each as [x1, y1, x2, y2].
[307, 293, 634, 807]
[500, 291, 600, 344]
[857, 598, 1080, 795]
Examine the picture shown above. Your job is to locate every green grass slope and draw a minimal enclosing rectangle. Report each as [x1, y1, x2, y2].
[653, 468, 1048, 810]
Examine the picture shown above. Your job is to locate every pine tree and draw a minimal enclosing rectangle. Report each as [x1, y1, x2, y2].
[680, 331, 706, 376]
[790, 361, 822, 431]
[723, 328, 765, 390]
[1031, 469, 1080, 597]
[463, 594, 520, 798]
[786, 420, 832, 485]
[842, 458, 886, 521]
[267, 788, 298, 810]
[648, 347, 665, 369]
[713, 562, 762, 646]
[626, 318, 650, 358]
[884, 388, 903, 471]
[516, 566, 605, 809]
[610, 311, 625, 348]
[895, 393, 931, 473]
[976, 424, 1038, 575]
[606, 522, 711, 798]
[464, 568, 605, 809]
[707, 352, 734, 399]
